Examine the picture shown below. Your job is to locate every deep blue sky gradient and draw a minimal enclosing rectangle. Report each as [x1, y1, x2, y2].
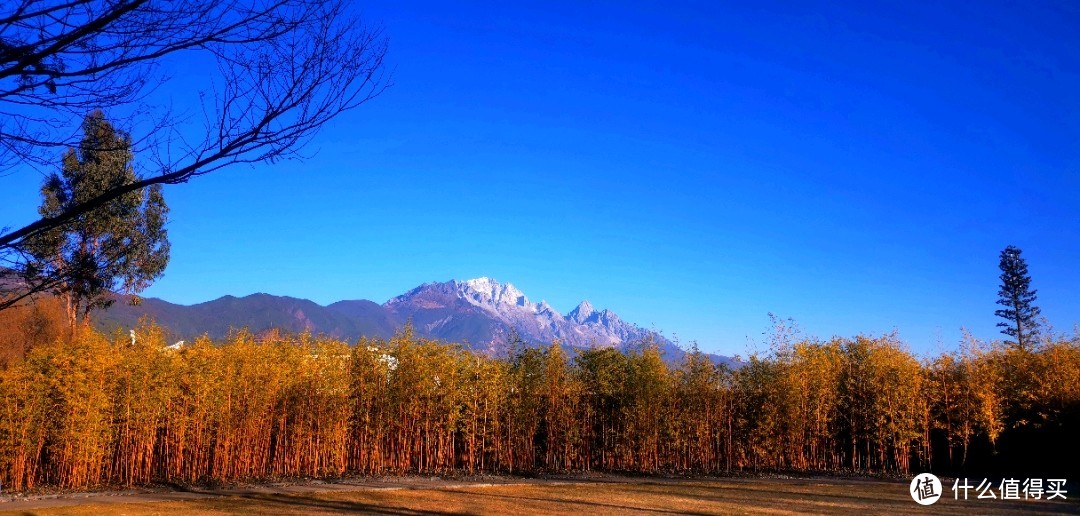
[2, 1, 1078, 355]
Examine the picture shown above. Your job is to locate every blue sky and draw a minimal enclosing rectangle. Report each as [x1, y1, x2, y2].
[3, 1, 1078, 356]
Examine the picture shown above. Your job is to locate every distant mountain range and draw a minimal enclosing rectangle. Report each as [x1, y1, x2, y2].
[98, 277, 736, 366]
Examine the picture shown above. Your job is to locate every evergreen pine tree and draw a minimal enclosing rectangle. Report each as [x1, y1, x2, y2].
[995, 245, 1041, 351]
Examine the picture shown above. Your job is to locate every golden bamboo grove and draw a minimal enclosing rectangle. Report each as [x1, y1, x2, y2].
[0, 321, 1077, 492]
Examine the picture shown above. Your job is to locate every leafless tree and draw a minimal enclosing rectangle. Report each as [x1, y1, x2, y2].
[0, 0, 390, 310]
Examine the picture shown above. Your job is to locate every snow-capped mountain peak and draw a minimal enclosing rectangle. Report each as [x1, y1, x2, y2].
[568, 300, 595, 323]
[458, 277, 529, 309]
[383, 278, 662, 350]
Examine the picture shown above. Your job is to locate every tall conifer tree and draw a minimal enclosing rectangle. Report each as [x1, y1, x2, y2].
[995, 245, 1041, 351]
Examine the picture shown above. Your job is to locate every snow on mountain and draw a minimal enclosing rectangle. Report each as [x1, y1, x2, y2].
[568, 300, 595, 324]
[459, 277, 529, 310]
[385, 277, 661, 351]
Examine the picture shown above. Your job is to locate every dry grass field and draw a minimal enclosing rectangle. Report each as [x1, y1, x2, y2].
[2, 476, 1077, 515]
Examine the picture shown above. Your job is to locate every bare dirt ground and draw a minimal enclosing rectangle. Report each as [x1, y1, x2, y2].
[1, 474, 1077, 515]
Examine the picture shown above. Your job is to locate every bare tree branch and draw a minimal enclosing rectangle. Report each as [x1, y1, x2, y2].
[0, 0, 390, 309]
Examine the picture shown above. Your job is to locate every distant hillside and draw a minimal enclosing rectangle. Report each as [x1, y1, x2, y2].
[98, 277, 738, 367]
[98, 294, 397, 341]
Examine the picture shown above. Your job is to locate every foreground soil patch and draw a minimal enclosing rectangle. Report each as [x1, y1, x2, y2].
[2, 476, 1077, 515]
